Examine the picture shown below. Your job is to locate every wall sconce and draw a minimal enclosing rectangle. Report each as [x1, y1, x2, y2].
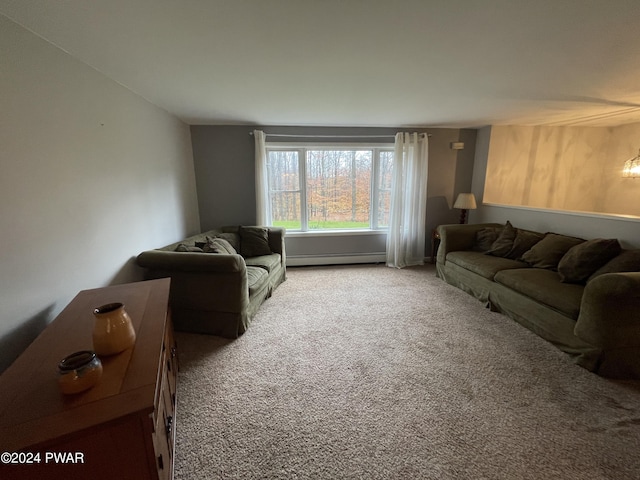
[622, 149, 640, 178]
[453, 193, 477, 224]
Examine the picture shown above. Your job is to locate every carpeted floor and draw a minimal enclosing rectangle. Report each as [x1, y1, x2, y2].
[174, 264, 640, 480]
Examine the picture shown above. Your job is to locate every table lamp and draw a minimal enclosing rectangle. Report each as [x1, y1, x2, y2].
[453, 193, 477, 224]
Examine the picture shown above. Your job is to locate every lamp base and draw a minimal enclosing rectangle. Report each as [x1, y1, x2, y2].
[458, 209, 467, 224]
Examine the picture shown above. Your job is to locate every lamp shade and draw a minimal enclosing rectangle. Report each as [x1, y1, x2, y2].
[453, 193, 477, 210]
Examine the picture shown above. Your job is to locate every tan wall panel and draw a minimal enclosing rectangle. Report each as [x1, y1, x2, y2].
[484, 124, 639, 218]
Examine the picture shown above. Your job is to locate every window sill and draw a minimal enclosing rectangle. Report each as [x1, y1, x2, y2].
[285, 229, 388, 238]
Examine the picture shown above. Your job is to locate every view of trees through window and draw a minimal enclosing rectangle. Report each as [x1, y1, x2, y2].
[267, 147, 394, 231]
[267, 150, 302, 229]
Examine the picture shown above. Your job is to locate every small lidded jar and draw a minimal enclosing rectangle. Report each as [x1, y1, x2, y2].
[57, 350, 103, 395]
[92, 302, 136, 356]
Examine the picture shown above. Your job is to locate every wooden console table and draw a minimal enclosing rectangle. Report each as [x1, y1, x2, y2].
[0, 278, 177, 480]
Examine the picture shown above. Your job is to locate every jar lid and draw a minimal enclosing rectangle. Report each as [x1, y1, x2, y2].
[58, 350, 97, 372]
[94, 302, 124, 315]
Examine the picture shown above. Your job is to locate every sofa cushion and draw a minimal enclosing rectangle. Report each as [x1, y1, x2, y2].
[486, 221, 517, 257]
[473, 226, 502, 252]
[494, 268, 584, 320]
[588, 249, 640, 282]
[203, 237, 237, 254]
[505, 230, 544, 260]
[521, 233, 584, 270]
[213, 233, 240, 252]
[175, 243, 204, 253]
[557, 238, 622, 284]
[245, 253, 282, 273]
[240, 226, 272, 257]
[246, 266, 269, 296]
[447, 251, 528, 280]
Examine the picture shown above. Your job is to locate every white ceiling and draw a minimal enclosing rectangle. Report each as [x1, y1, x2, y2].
[3, 0, 640, 128]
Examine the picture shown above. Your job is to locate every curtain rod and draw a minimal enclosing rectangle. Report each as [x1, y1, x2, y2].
[249, 132, 431, 138]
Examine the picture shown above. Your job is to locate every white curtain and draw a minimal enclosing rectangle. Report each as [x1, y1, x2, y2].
[386, 132, 429, 268]
[254, 130, 270, 226]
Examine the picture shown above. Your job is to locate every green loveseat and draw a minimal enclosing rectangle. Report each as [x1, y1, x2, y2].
[136, 226, 286, 338]
[436, 222, 640, 378]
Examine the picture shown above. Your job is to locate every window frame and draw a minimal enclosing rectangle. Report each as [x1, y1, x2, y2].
[265, 142, 394, 232]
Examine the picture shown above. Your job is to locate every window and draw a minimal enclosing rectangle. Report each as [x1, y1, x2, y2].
[266, 144, 394, 231]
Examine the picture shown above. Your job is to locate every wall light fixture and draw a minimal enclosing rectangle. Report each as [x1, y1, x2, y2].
[622, 149, 640, 178]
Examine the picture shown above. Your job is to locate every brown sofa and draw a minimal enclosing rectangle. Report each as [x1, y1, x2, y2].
[136, 226, 286, 338]
[436, 222, 640, 378]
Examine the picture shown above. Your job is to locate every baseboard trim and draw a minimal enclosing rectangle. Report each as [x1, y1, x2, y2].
[287, 253, 386, 267]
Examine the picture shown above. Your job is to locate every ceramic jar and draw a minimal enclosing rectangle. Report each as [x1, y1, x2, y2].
[92, 302, 136, 356]
[57, 350, 103, 395]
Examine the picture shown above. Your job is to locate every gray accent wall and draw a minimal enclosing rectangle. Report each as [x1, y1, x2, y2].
[191, 125, 477, 262]
[0, 17, 200, 373]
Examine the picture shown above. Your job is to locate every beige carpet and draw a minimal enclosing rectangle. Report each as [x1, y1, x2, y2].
[174, 264, 640, 480]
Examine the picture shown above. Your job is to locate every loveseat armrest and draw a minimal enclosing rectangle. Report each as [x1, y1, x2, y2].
[575, 272, 640, 349]
[136, 250, 246, 273]
[436, 223, 502, 264]
[267, 227, 286, 260]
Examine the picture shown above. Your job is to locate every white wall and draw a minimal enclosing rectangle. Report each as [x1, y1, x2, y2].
[471, 127, 640, 248]
[0, 16, 200, 372]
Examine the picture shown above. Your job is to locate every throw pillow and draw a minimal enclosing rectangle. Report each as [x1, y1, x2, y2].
[521, 233, 584, 270]
[588, 249, 640, 282]
[175, 243, 204, 253]
[214, 232, 240, 252]
[203, 237, 237, 255]
[505, 230, 544, 260]
[240, 226, 272, 257]
[557, 238, 622, 283]
[474, 226, 502, 252]
[485, 221, 517, 257]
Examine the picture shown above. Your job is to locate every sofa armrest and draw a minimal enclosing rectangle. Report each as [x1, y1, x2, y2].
[267, 227, 286, 260]
[136, 250, 246, 273]
[575, 272, 640, 348]
[436, 223, 502, 264]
